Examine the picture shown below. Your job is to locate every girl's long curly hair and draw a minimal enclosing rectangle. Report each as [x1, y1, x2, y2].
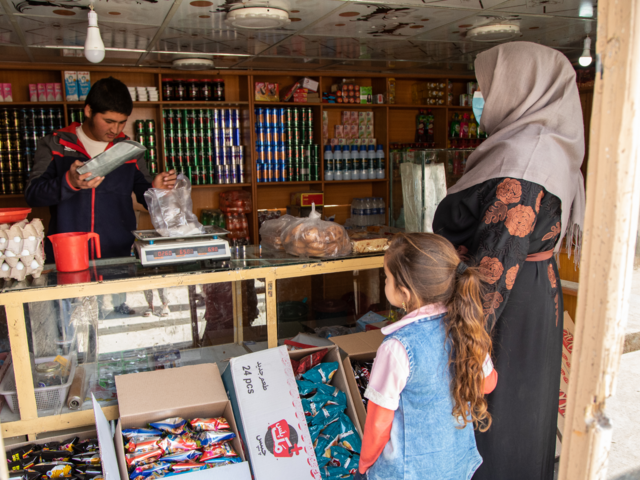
[385, 233, 492, 432]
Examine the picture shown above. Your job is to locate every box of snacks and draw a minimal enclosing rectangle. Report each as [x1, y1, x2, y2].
[330, 330, 385, 432]
[6, 396, 119, 479]
[113, 363, 251, 480]
[222, 345, 362, 480]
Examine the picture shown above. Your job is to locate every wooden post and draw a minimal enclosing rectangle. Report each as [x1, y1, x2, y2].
[559, 1, 640, 478]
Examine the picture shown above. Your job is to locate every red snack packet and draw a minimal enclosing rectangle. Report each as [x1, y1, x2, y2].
[171, 462, 207, 472]
[291, 348, 328, 379]
[125, 436, 161, 454]
[125, 448, 163, 467]
[157, 434, 198, 454]
[199, 444, 227, 462]
[189, 418, 231, 433]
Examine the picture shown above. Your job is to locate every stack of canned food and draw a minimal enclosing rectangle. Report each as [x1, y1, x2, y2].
[255, 106, 320, 183]
[163, 108, 245, 185]
[133, 119, 159, 174]
[0, 107, 64, 195]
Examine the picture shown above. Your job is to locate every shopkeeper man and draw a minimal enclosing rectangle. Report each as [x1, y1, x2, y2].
[25, 76, 176, 261]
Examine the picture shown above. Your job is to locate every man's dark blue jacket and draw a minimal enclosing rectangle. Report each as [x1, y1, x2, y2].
[25, 123, 152, 260]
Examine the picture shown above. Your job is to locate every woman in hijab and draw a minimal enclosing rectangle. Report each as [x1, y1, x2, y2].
[433, 41, 585, 480]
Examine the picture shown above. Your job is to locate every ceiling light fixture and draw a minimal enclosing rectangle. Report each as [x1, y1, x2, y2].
[172, 58, 215, 70]
[226, 0, 291, 29]
[84, 4, 105, 63]
[579, 36, 592, 66]
[466, 24, 521, 42]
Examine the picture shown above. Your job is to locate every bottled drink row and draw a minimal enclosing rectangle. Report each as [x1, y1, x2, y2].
[0, 107, 63, 194]
[324, 144, 385, 181]
[162, 78, 226, 102]
[254, 107, 320, 183]
[162, 108, 245, 185]
[132, 119, 160, 175]
[351, 197, 387, 226]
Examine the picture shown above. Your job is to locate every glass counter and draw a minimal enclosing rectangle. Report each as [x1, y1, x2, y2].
[0, 248, 385, 437]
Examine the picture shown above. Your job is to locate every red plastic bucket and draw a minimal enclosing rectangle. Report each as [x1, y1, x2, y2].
[48, 232, 101, 272]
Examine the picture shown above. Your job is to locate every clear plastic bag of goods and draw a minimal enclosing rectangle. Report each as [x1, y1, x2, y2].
[281, 204, 351, 258]
[259, 214, 299, 251]
[219, 190, 252, 213]
[144, 174, 205, 237]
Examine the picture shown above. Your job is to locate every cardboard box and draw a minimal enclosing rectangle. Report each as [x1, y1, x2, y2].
[287, 204, 324, 218]
[77, 71, 91, 101]
[7, 396, 121, 479]
[2, 83, 12, 102]
[360, 86, 373, 104]
[334, 124, 344, 139]
[64, 71, 78, 101]
[114, 364, 251, 480]
[37, 83, 46, 102]
[300, 77, 319, 92]
[222, 346, 321, 480]
[46, 83, 55, 102]
[54, 83, 63, 101]
[28, 84, 37, 102]
[291, 191, 325, 207]
[330, 330, 385, 432]
[256, 82, 280, 102]
[348, 125, 358, 139]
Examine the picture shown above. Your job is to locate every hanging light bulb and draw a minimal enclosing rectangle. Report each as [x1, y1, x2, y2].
[579, 36, 592, 67]
[84, 5, 105, 63]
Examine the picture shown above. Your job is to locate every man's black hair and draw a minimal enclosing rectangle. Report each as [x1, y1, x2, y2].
[85, 76, 133, 116]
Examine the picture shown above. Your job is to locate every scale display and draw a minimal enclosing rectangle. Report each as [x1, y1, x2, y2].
[136, 239, 230, 266]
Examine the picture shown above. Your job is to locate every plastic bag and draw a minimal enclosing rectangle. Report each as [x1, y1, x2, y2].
[259, 215, 299, 251]
[144, 174, 205, 237]
[281, 205, 351, 258]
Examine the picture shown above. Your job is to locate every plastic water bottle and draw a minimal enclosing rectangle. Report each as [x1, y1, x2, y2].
[363, 197, 372, 226]
[351, 145, 361, 180]
[334, 146, 344, 181]
[367, 145, 376, 181]
[351, 198, 359, 225]
[379, 197, 386, 224]
[360, 145, 369, 180]
[343, 145, 352, 181]
[376, 145, 386, 179]
[324, 145, 334, 181]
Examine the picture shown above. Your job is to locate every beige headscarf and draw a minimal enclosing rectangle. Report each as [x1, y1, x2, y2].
[448, 42, 585, 263]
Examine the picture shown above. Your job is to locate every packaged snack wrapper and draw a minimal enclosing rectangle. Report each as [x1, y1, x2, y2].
[259, 215, 299, 251]
[281, 205, 351, 258]
[144, 174, 205, 237]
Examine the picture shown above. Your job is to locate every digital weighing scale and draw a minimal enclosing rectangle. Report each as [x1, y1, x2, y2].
[133, 226, 232, 266]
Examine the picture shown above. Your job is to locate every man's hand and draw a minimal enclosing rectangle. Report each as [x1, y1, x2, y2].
[152, 170, 177, 190]
[68, 160, 104, 189]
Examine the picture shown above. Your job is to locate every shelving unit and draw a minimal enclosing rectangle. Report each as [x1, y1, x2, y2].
[0, 64, 476, 243]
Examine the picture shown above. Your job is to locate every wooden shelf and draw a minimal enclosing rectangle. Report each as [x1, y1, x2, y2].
[0, 194, 26, 199]
[322, 103, 385, 108]
[254, 102, 322, 107]
[257, 181, 322, 186]
[192, 183, 251, 189]
[390, 104, 447, 109]
[1, 102, 64, 106]
[161, 101, 249, 106]
[449, 105, 472, 109]
[324, 179, 387, 184]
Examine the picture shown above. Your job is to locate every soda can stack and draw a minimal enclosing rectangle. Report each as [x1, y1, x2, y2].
[0, 107, 63, 195]
[254, 106, 319, 183]
[162, 108, 244, 185]
[134, 119, 159, 174]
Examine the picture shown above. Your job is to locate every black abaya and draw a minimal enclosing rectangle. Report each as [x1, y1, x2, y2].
[433, 177, 563, 480]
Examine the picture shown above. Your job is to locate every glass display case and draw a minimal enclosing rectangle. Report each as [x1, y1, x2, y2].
[0, 248, 385, 438]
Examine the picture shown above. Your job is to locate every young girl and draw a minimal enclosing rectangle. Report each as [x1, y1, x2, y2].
[355, 233, 497, 480]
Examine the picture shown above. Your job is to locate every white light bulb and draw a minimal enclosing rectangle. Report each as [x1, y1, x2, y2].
[579, 36, 592, 67]
[85, 10, 106, 64]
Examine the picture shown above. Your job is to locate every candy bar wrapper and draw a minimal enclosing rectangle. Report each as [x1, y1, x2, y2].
[125, 448, 163, 468]
[171, 462, 207, 473]
[122, 428, 163, 440]
[156, 434, 197, 454]
[189, 417, 230, 432]
[9, 445, 36, 462]
[126, 436, 161, 454]
[149, 417, 187, 435]
[71, 452, 101, 465]
[130, 461, 171, 479]
[203, 456, 242, 465]
[29, 462, 76, 477]
[8, 470, 41, 480]
[195, 430, 235, 448]
[301, 362, 338, 385]
[158, 449, 201, 463]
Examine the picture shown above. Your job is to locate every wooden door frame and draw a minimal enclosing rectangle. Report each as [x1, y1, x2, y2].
[559, 0, 640, 478]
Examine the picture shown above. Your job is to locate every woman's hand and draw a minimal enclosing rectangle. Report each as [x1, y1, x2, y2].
[152, 170, 177, 190]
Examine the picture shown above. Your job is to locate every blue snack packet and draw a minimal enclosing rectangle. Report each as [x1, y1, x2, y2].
[338, 414, 362, 454]
[315, 421, 342, 459]
[196, 430, 236, 448]
[344, 454, 360, 475]
[297, 380, 319, 397]
[122, 428, 162, 440]
[159, 450, 201, 463]
[148, 417, 187, 435]
[327, 445, 352, 468]
[130, 462, 171, 479]
[204, 456, 242, 464]
[311, 405, 345, 428]
[321, 465, 350, 479]
[302, 362, 339, 385]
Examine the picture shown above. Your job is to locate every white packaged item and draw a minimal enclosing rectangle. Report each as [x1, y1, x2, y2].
[64, 72, 78, 101]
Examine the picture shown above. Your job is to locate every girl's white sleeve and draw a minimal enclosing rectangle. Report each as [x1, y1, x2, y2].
[363, 338, 410, 411]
